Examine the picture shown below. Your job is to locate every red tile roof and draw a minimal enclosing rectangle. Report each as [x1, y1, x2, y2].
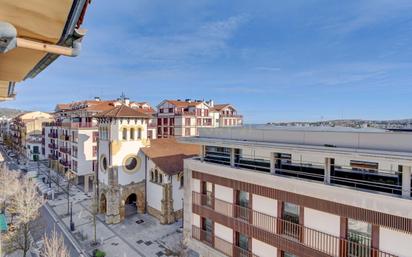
[97, 104, 151, 118]
[141, 138, 200, 176]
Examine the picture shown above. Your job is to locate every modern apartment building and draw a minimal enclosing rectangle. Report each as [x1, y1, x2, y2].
[156, 99, 243, 138]
[180, 126, 412, 257]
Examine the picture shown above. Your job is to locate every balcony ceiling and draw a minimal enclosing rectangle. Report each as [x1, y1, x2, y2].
[0, 0, 89, 101]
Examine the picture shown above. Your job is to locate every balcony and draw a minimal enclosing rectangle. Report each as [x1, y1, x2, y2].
[175, 111, 196, 116]
[48, 154, 58, 160]
[59, 147, 71, 155]
[192, 226, 258, 257]
[221, 114, 243, 118]
[62, 122, 97, 129]
[201, 149, 412, 199]
[59, 159, 71, 168]
[48, 133, 58, 139]
[48, 143, 57, 149]
[192, 192, 397, 257]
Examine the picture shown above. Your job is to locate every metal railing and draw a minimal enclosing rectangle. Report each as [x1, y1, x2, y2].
[201, 152, 411, 198]
[192, 226, 258, 257]
[192, 192, 397, 257]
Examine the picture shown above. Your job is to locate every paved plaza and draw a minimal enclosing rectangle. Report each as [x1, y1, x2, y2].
[24, 160, 192, 257]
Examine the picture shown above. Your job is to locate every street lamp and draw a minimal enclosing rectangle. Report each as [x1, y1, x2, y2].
[70, 202, 75, 231]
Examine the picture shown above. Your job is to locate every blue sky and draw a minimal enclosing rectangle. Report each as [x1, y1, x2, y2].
[3, 0, 412, 123]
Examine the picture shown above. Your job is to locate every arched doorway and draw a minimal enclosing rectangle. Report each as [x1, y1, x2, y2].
[100, 194, 107, 214]
[125, 193, 137, 217]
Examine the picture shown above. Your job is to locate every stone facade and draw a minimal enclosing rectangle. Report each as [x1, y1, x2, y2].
[99, 180, 145, 224]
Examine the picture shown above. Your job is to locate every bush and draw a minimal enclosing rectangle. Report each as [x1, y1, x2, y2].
[94, 249, 106, 257]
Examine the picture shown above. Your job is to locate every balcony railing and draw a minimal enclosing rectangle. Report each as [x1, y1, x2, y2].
[48, 154, 58, 160]
[48, 133, 58, 139]
[62, 122, 97, 129]
[59, 159, 71, 168]
[59, 147, 71, 155]
[192, 226, 257, 257]
[192, 192, 397, 257]
[48, 143, 58, 149]
[175, 111, 196, 116]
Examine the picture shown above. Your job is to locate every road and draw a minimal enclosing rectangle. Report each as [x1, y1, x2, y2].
[0, 145, 83, 257]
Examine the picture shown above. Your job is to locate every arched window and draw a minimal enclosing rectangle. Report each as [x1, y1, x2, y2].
[150, 171, 154, 181]
[130, 128, 135, 140]
[137, 128, 142, 139]
[154, 169, 158, 183]
[122, 128, 127, 140]
[180, 175, 184, 188]
[159, 173, 163, 184]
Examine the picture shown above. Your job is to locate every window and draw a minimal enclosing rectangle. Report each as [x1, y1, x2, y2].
[159, 174, 163, 184]
[92, 160, 97, 172]
[130, 128, 135, 140]
[197, 118, 201, 126]
[185, 118, 191, 126]
[236, 191, 250, 220]
[168, 108, 173, 113]
[92, 146, 97, 157]
[150, 171, 154, 181]
[158, 118, 162, 125]
[180, 175, 184, 188]
[170, 127, 174, 136]
[202, 181, 213, 207]
[101, 155, 108, 172]
[283, 252, 297, 257]
[159, 108, 164, 113]
[282, 202, 301, 240]
[237, 232, 249, 252]
[33, 146, 39, 154]
[157, 127, 162, 135]
[137, 128, 142, 139]
[122, 128, 127, 140]
[92, 131, 98, 142]
[170, 118, 174, 126]
[163, 118, 168, 125]
[350, 160, 378, 173]
[348, 219, 372, 257]
[201, 218, 213, 244]
[204, 109, 209, 116]
[124, 156, 138, 171]
[154, 169, 159, 183]
[185, 128, 191, 136]
[147, 130, 153, 139]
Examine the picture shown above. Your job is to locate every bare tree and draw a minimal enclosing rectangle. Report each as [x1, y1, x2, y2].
[41, 228, 70, 257]
[4, 178, 44, 257]
[0, 166, 20, 212]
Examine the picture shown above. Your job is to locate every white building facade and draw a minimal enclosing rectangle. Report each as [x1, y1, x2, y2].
[180, 127, 412, 257]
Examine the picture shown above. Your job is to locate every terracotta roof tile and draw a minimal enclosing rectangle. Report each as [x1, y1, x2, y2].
[97, 104, 151, 118]
[142, 138, 200, 176]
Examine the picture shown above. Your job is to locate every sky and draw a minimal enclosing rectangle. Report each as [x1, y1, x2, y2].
[3, 0, 412, 123]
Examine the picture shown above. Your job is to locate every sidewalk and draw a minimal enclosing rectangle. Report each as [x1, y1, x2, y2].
[29, 160, 188, 257]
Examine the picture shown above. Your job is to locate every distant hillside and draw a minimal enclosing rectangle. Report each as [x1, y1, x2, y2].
[0, 108, 29, 118]
[269, 119, 412, 129]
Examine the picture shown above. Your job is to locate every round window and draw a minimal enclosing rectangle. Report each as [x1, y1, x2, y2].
[123, 155, 141, 173]
[100, 155, 108, 172]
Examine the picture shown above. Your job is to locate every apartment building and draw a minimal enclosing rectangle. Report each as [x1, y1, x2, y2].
[44, 97, 156, 192]
[156, 99, 243, 138]
[180, 126, 412, 257]
[8, 111, 53, 155]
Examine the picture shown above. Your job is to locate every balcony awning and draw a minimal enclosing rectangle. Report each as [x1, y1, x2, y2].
[0, 213, 8, 232]
[0, 0, 90, 101]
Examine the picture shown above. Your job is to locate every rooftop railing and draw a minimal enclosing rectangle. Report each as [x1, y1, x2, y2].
[201, 148, 412, 198]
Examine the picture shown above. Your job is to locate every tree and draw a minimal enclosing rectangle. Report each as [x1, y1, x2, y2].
[41, 228, 70, 257]
[4, 178, 44, 257]
[0, 166, 20, 212]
